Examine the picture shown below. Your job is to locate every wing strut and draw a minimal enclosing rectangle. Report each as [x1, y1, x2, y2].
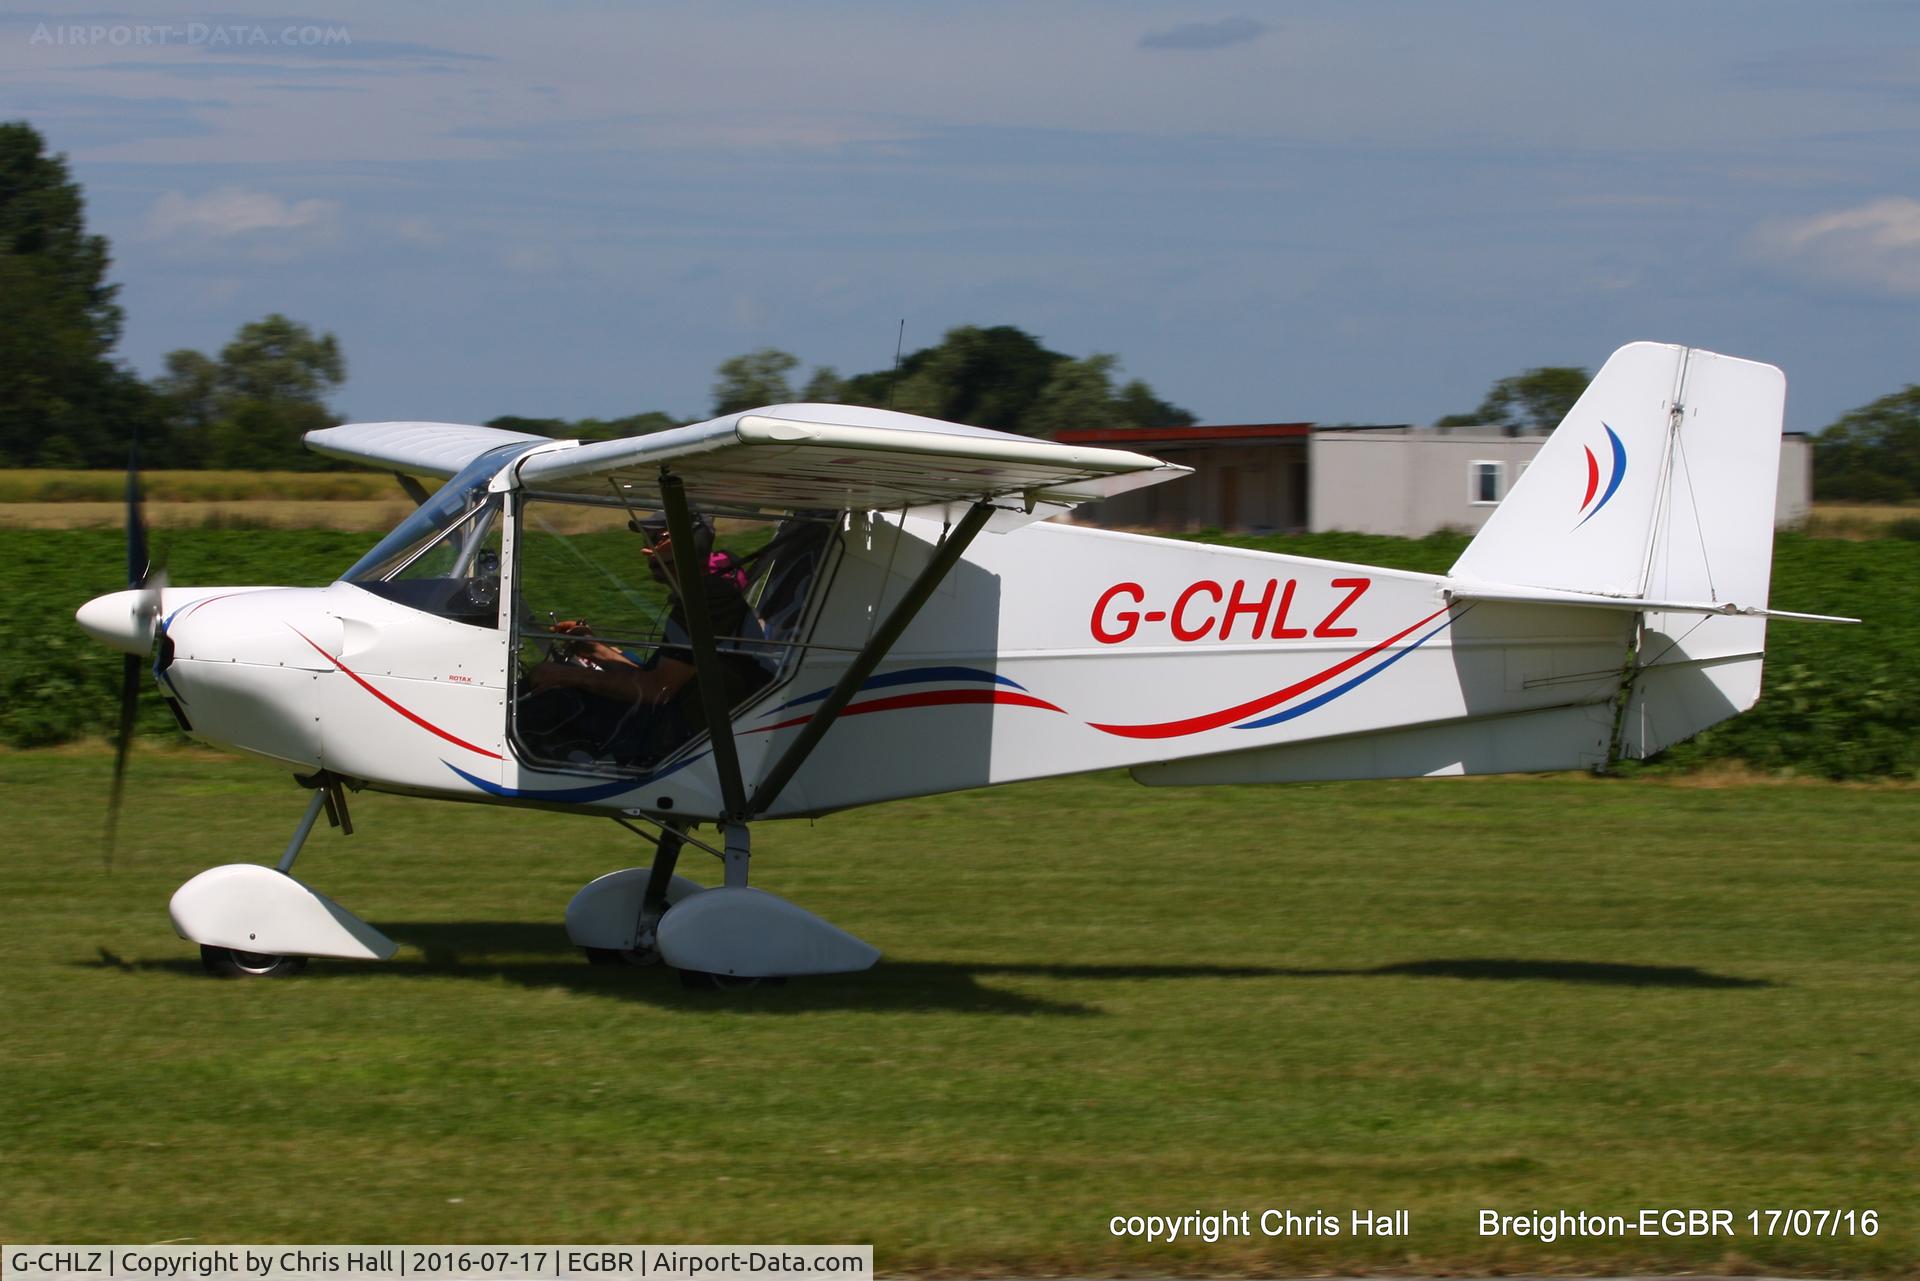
[393, 472, 432, 507]
[749, 502, 994, 816]
[659, 471, 751, 821]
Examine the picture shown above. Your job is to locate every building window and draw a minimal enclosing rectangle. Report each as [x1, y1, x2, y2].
[1469, 461, 1504, 505]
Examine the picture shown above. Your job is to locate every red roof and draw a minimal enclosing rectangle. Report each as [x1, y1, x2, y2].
[1054, 423, 1313, 446]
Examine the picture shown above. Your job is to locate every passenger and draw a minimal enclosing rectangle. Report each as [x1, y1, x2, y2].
[522, 517, 771, 767]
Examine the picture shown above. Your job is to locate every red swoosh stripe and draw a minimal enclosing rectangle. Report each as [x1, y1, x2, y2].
[291, 627, 503, 760]
[1087, 603, 1455, 739]
[750, 688, 1064, 734]
[1581, 445, 1600, 511]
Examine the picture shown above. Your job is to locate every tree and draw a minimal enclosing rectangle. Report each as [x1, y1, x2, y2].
[151, 349, 221, 467]
[570, 410, 680, 442]
[1813, 386, 1920, 502]
[0, 121, 155, 466]
[1112, 378, 1197, 430]
[157, 314, 346, 469]
[826, 324, 1194, 436]
[1441, 366, 1590, 433]
[486, 410, 683, 443]
[485, 414, 570, 438]
[800, 366, 844, 403]
[711, 325, 1195, 436]
[1025, 353, 1124, 437]
[711, 348, 798, 416]
[844, 325, 1070, 431]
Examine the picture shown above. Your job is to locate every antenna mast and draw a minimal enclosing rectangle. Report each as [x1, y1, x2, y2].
[886, 318, 905, 410]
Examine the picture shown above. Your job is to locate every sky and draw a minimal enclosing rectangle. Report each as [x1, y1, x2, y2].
[4, 1, 1918, 434]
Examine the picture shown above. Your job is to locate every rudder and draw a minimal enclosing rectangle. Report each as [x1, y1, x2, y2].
[1451, 342, 1788, 758]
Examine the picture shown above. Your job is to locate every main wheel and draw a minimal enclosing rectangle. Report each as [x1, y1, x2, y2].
[678, 969, 786, 991]
[200, 945, 308, 979]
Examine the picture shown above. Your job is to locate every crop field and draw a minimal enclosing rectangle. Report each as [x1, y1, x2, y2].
[0, 469, 403, 503]
[1802, 502, 1920, 539]
[11, 526, 1920, 779]
[0, 499, 419, 531]
[2, 750, 1916, 1275]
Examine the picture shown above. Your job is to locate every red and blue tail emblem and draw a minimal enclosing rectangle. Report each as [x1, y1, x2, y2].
[1576, 424, 1627, 528]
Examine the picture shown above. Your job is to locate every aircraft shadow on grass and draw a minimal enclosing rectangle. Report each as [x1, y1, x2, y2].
[90, 924, 1774, 1015]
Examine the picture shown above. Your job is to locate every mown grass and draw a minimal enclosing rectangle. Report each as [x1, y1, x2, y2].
[1, 751, 1914, 1274]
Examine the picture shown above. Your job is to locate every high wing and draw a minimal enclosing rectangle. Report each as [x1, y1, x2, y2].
[511, 403, 1190, 515]
[304, 421, 551, 479]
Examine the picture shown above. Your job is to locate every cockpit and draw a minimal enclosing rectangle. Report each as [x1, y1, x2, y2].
[342, 444, 835, 774]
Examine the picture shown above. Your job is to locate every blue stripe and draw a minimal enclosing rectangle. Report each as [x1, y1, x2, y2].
[769, 665, 1027, 713]
[443, 755, 698, 801]
[1232, 617, 1456, 729]
[1576, 423, 1629, 528]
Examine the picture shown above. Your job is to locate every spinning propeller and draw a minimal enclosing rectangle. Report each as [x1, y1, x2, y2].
[102, 434, 165, 867]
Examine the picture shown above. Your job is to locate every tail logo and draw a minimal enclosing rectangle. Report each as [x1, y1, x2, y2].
[1576, 423, 1627, 527]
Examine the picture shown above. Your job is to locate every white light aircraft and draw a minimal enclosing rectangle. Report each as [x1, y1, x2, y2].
[76, 342, 1851, 985]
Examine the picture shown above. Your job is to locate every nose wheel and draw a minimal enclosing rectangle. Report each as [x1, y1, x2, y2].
[172, 780, 395, 978]
[200, 945, 308, 979]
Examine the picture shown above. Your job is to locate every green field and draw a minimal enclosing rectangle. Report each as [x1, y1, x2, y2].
[2, 750, 1915, 1275]
[10, 527, 1918, 778]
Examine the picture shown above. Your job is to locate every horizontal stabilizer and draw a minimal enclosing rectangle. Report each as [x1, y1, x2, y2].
[1443, 584, 1858, 624]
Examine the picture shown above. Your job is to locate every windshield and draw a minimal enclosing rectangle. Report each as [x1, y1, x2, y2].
[342, 442, 539, 626]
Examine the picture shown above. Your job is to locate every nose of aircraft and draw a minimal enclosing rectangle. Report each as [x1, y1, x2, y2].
[76, 589, 156, 654]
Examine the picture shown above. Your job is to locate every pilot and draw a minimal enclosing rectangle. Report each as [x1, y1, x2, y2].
[524, 515, 771, 766]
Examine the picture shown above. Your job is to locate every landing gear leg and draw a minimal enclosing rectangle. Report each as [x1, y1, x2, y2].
[583, 822, 686, 966]
[276, 786, 328, 873]
[677, 824, 783, 989]
[638, 822, 687, 945]
[173, 776, 395, 977]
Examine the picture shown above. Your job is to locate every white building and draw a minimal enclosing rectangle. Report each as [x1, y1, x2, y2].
[1306, 426, 1812, 536]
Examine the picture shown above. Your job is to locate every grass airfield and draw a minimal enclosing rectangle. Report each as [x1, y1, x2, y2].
[2, 749, 1915, 1277]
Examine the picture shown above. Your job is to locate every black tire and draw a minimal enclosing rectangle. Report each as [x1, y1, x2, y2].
[200, 945, 308, 979]
[677, 969, 786, 991]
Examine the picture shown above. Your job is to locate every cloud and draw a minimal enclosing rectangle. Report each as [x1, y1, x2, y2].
[1752, 197, 1920, 296]
[1139, 16, 1267, 52]
[146, 186, 341, 249]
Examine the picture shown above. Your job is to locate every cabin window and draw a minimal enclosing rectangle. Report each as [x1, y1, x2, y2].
[507, 498, 835, 773]
[1469, 461, 1504, 505]
[342, 443, 533, 627]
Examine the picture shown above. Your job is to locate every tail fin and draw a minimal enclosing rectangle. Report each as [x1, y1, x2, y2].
[1450, 342, 1785, 605]
[1450, 342, 1788, 758]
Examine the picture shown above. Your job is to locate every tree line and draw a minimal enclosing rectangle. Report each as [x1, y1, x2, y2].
[1431, 364, 1920, 502]
[3, 118, 1916, 497]
[486, 326, 1196, 448]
